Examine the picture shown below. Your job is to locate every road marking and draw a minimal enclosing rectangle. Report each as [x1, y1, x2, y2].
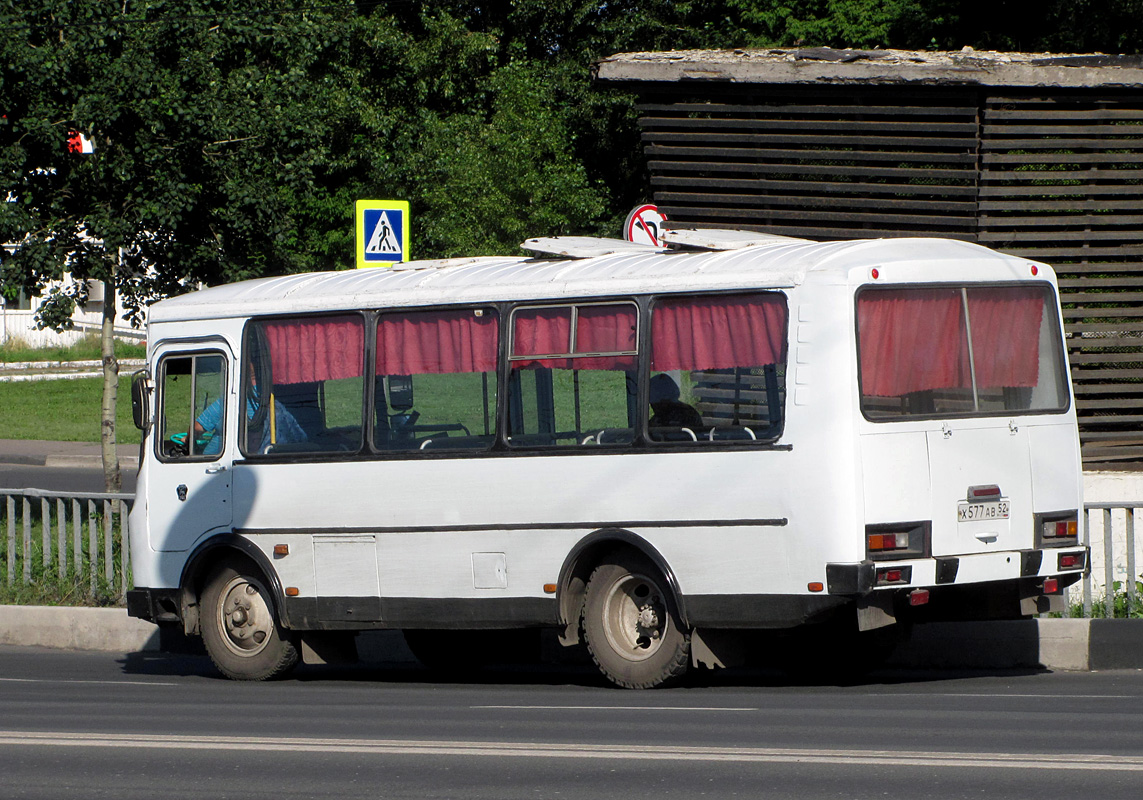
[473, 705, 758, 712]
[0, 678, 178, 687]
[864, 693, 1140, 701]
[0, 731, 1141, 771]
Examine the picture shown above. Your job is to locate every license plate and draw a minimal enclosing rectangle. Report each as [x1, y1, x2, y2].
[957, 500, 1010, 522]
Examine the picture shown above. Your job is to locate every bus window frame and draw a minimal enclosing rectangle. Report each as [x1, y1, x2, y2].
[238, 310, 370, 459]
[154, 349, 229, 464]
[643, 290, 790, 448]
[227, 291, 795, 463]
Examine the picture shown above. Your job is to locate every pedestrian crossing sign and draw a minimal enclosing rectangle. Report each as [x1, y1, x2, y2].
[356, 200, 410, 268]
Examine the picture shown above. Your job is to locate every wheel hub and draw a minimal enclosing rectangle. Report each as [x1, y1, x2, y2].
[217, 576, 274, 657]
[601, 573, 670, 663]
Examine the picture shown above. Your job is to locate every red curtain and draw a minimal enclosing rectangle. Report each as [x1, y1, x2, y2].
[858, 289, 969, 397]
[858, 288, 1046, 397]
[376, 308, 498, 374]
[650, 294, 787, 371]
[265, 316, 364, 385]
[966, 287, 1044, 388]
[512, 305, 638, 370]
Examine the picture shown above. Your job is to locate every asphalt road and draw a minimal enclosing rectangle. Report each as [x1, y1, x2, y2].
[1, 645, 1142, 800]
[0, 463, 137, 495]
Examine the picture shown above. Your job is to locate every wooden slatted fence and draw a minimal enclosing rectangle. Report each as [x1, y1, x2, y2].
[636, 85, 1143, 465]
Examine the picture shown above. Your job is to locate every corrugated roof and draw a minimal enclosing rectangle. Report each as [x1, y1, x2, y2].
[148, 236, 1033, 323]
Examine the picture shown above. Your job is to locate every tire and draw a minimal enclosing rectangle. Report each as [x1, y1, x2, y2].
[582, 553, 690, 689]
[201, 560, 299, 681]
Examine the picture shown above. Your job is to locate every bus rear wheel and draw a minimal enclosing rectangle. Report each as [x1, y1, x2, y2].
[201, 561, 299, 681]
[582, 553, 689, 689]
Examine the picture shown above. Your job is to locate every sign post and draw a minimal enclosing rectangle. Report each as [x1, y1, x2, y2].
[356, 200, 410, 268]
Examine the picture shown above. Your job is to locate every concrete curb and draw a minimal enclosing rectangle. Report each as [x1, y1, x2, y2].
[0, 606, 1140, 671]
[0, 606, 160, 652]
[43, 454, 139, 470]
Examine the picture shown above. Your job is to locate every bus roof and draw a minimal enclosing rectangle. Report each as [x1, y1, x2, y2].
[149, 236, 1042, 323]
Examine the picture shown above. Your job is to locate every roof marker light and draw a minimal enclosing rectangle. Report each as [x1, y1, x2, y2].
[871, 268, 880, 279]
[1031, 265, 1039, 276]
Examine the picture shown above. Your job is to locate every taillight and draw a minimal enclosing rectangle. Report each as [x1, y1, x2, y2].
[1037, 512, 1079, 548]
[868, 533, 909, 552]
[1058, 551, 1086, 571]
[1043, 519, 1078, 540]
[876, 566, 912, 586]
[866, 523, 930, 561]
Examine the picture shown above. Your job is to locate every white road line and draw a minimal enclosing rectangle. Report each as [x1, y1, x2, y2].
[0, 678, 178, 687]
[862, 693, 1140, 701]
[472, 706, 758, 711]
[0, 731, 1140, 771]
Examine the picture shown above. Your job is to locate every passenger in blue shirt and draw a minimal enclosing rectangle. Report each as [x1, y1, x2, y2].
[193, 369, 306, 455]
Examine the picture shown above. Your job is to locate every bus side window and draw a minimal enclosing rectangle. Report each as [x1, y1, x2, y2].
[507, 303, 638, 448]
[157, 353, 227, 460]
[374, 308, 499, 453]
[242, 314, 366, 456]
[649, 293, 788, 444]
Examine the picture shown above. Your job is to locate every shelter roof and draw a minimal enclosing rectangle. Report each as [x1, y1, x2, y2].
[593, 48, 1143, 89]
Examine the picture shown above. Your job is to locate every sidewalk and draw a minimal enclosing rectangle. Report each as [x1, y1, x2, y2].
[0, 439, 140, 470]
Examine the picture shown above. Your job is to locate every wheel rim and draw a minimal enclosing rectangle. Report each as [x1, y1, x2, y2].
[600, 571, 671, 663]
[215, 575, 275, 658]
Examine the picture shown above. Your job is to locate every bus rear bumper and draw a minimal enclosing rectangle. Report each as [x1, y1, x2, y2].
[126, 588, 182, 625]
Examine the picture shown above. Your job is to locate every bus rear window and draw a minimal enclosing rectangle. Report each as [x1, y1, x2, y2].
[857, 284, 1069, 419]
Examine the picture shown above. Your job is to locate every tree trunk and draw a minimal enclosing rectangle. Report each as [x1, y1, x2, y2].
[101, 279, 121, 493]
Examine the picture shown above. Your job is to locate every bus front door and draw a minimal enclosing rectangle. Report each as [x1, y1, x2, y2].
[148, 346, 234, 553]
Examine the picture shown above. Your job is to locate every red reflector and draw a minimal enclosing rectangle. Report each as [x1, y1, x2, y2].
[909, 589, 930, 606]
[1060, 554, 1079, 568]
[885, 569, 902, 582]
[1043, 578, 1059, 594]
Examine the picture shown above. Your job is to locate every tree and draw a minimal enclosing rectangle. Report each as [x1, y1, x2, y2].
[0, 1, 388, 490]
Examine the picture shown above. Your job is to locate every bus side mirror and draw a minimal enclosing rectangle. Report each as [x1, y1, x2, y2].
[131, 370, 150, 431]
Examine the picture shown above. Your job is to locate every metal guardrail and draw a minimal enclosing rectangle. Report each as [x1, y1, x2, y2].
[0, 489, 1139, 617]
[1082, 503, 1140, 619]
[0, 488, 132, 603]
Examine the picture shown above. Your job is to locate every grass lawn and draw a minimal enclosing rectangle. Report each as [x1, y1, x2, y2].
[1, 375, 141, 444]
[1, 334, 146, 363]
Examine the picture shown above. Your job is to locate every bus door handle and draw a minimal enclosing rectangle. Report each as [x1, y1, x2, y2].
[205, 464, 228, 475]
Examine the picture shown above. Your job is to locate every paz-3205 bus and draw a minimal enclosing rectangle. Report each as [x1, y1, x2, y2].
[126, 230, 1086, 688]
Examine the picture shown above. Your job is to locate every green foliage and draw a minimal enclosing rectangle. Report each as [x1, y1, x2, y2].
[1067, 576, 1143, 619]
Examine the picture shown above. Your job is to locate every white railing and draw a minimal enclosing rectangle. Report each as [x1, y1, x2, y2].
[1080, 503, 1141, 618]
[0, 488, 132, 603]
[0, 489, 1138, 617]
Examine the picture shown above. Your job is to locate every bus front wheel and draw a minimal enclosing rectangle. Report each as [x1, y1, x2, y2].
[582, 553, 689, 689]
[201, 561, 299, 681]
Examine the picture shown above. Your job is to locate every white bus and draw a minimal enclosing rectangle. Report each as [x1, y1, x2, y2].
[126, 231, 1087, 688]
